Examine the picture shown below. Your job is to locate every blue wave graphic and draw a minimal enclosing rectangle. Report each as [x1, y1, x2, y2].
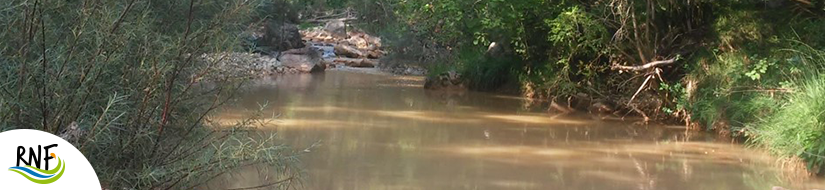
[8, 166, 55, 178]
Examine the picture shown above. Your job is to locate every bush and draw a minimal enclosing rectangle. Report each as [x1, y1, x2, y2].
[0, 0, 300, 188]
[686, 51, 781, 131]
[455, 49, 521, 91]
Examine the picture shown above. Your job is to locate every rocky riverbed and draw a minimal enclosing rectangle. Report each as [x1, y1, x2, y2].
[202, 19, 428, 79]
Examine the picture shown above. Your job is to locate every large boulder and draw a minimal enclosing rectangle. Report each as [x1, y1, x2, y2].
[334, 44, 365, 58]
[278, 47, 325, 73]
[262, 21, 304, 52]
[323, 20, 347, 38]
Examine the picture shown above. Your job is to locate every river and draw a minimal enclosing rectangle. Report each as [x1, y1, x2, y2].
[207, 70, 824, 190]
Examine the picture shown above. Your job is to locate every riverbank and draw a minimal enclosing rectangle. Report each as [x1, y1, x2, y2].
[292, 0, 825, 176]
[203, 0, 825, 182]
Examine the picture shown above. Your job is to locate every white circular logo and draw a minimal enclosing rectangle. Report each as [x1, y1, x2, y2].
[0, 129, 101, 189]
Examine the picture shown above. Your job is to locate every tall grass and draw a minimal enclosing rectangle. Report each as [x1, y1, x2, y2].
[750, 45, 825, 175]
[683, 42, 825, 174]
[0, 0, 300, 188]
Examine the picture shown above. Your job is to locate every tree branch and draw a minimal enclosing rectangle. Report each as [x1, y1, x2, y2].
[611, 58, 676, 71]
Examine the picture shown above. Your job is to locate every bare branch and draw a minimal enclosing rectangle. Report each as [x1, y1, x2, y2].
[612, 58, 677, 71]
[627, 75, 654, 106]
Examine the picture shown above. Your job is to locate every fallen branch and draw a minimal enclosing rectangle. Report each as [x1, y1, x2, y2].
[612, 58, 677, 71]
[627, 74, 654, 107]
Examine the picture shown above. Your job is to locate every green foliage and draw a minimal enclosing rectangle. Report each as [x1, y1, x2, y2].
[658, 82, 686, 115]
[713, 6, 766, 48]
[686, 50, 787, 131]
[377, 22, 453, 68]
[0, 0, 299, 188]
[258, 0, 301, 23]
[744, 57, 776, 81]
[546, 6, 607, 57]
[454, 48, 521, 91]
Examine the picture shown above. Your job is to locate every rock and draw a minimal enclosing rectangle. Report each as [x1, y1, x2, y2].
[589, 100, 614, 115]
[240, 24, 266, 51]
[309, 42, 336, 58]
[365, 35, 381, 48]
[424, 70, 465, 90]
[262, 21, 304, 51]
[334, 44, 366, 58]
[279, 47, 325, 73]
[567, 93, 592, 111]
[200, 52, 286, 78]
[446, 70, 460, 82]
[280, 54, 323, 73]
[324, 20, 347, 38]
[320, 58, 335, 68]
[333, 58, 379, 67]
[346, 37, 369, 49]
[549, 99, 575, 113]
[301, 26, 384, 60]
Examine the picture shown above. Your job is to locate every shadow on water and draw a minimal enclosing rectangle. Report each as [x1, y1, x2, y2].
[206, 71, 824, 190]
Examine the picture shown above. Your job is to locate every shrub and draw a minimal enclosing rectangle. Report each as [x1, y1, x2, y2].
[455, 48, 521, 91]
[0, 0, 300, 188]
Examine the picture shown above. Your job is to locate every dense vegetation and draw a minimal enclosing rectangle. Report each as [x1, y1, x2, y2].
[0, 0, 300, 188]
[298, 0, 825, 175]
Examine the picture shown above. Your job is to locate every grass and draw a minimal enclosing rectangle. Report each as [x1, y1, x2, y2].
[749, 46, 825, 175]
[753, 76, 825, 174]
[684, 41, 825, 175]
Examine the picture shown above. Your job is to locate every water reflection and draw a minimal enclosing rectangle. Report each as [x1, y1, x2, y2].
[207, 71, 823, 190]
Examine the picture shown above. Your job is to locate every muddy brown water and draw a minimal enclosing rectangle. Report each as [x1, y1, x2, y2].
[207, 71, 824, 190]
